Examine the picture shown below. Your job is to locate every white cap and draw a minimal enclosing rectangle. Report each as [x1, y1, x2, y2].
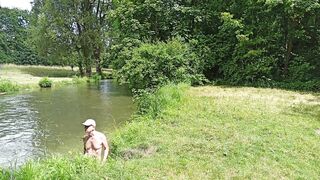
[82, 119, 96, 127]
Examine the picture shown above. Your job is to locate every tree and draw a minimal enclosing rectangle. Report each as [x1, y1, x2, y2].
[0, 7, 41, 65]
[30, 0, 111, 76]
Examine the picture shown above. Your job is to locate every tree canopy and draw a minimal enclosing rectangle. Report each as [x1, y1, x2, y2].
[0, 7, 41, 65]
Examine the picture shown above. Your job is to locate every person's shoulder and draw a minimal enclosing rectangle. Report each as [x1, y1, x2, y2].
[95, 130, 107, 138]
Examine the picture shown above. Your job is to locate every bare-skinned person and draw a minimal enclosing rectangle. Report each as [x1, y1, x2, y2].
[82, 119, 109, 162]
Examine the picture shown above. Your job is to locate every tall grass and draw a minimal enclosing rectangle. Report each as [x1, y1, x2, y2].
[134, 83, 188, 118]
[1, 154, 109, 179]
[0, 79, 19, 93]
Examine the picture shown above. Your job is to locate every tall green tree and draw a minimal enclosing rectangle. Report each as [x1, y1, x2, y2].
[30, 0, 111, 76]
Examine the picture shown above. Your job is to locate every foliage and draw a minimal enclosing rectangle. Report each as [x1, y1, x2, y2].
[133, 83, 188, 119]
[109, 0, 320, 91]
[88, 74, 102, 83]
[0, 79, 19, 93]
[274, 80, 320, 92]
[0, 8, 41, 65]
[2, 0, 320, 90]
[38, 77, 52, 88]
[30, 0, 112, 76]
[116, 38, 204, 90]
[1, 154, 106, 179]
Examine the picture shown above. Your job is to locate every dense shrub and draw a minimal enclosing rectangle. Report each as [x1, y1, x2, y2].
[115, 38, 204, 90]
[38, 77, 53, 88]
[0, 79, 19, 93]
[274, 81, 320, 92]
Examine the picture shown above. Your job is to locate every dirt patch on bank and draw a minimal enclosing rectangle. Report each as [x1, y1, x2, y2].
[122, 145, 158, 160]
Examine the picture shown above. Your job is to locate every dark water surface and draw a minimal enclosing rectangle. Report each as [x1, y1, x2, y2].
[0, 80, 134, 167]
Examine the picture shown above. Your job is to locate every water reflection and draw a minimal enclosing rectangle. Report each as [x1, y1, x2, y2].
[0, 80, 134, 167]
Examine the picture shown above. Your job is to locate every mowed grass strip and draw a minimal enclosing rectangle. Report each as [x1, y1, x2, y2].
[109, 86, 320, 179]
[0, 64, 75, 86]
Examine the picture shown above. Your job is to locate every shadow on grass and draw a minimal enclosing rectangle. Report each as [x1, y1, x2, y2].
[212, 80, 320, 93]
[20, 67, 78, 77]
[288, 103, 320, 121]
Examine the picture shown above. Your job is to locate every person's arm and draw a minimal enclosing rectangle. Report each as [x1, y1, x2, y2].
[83, 136, 87, 154]
[101, 136, 109, 162]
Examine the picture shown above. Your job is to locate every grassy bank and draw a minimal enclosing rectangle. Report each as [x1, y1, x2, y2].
[0, 64, 77, 85]
[1, 84, 320, 179]
[0, 64, 87, 93]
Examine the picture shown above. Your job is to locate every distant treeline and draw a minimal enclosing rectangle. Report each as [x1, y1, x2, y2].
[0, 8, 42, 65]
[1, 1, 319, 90]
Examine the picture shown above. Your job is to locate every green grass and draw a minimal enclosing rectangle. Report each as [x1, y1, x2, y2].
[0, 64, 75, 85]
[0, 64, 88, 92]
[0, 79, 19, 93]
[19, 66, 78, 77]
[1, 84, 320, 179]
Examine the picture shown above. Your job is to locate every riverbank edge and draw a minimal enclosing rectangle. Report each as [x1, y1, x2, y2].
[0, 78, 88, 95]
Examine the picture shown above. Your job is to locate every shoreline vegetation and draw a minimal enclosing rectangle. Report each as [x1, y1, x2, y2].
[1, 82, 319, 179]
[0, 64, 112, 94]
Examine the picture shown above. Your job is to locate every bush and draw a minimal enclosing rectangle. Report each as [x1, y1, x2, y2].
[274, 80, 320, 91]
[38, 77, 53, 88]
[0, 79, 19, 93]
[115, 38, 204, 90]
[287, 57, 315, 81]
[88, 74, 102, 83]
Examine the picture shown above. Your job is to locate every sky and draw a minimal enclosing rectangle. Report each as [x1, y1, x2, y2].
[0, 0, 33, 11]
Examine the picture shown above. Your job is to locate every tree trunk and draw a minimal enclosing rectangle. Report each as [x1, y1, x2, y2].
[76, 48, 84, 76]
[83, 49, 92, 77]
[283, 17, 294, 77]
[81, 39, 92, 77]
[284, 38, 293, 76]
[85, 58, 92, 77]
[78, 61, 84, 76]
[94, 47, 102, 75]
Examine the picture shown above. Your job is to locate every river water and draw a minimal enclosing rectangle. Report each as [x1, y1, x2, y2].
[0, 80, 134, 167]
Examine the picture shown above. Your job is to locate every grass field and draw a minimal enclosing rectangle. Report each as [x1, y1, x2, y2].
[0, 64, 75, 86]
[2, 84, 319, 179]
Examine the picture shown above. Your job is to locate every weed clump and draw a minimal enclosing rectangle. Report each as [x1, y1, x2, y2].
[38, 77, 52, 88]
[0, 79, 19, 93]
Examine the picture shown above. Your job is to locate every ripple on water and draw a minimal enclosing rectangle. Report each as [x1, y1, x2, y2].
[0, 94, 42, 167]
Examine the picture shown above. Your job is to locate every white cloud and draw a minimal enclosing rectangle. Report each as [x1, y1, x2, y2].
[0, 0, 33, 11]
